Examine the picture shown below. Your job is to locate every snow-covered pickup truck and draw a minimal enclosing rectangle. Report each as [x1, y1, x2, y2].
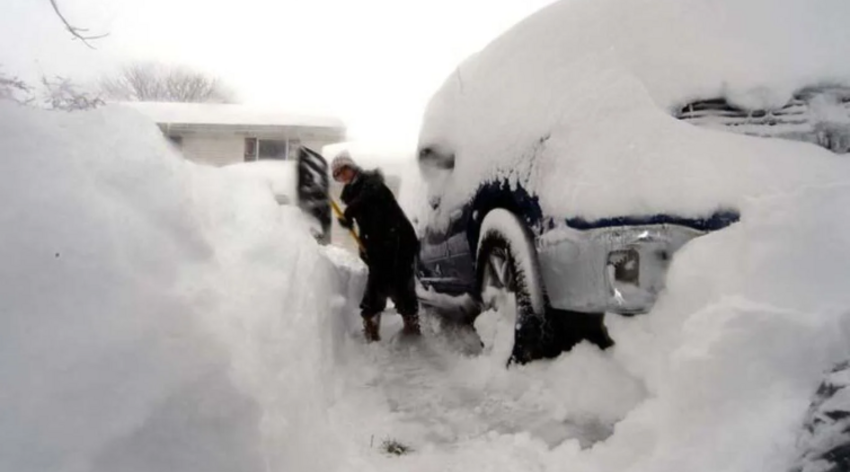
[413, 0, 850, 364]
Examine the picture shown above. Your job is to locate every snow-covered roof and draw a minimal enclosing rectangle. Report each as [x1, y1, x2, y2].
[120, 101, 345, 130]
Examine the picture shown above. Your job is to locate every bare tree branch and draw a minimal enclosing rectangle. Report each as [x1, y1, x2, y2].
[49, 0, 108, 49]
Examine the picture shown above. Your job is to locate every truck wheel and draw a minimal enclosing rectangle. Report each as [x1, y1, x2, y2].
[476, 209, 551, 364]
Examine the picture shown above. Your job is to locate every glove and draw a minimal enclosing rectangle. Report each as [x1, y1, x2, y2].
[338, 216, 353, 229]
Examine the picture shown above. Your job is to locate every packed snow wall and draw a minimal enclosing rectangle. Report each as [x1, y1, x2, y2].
[0, 102, 363, 472]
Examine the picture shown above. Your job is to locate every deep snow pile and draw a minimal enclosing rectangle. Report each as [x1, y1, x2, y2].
[418, 0, 850, 226]
[0, 102, 356, 472]
[592, 188, 850, 472]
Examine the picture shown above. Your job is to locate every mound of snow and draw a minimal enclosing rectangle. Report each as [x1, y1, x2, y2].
[593, 186, 850, 472]
[0, 103, 359, 472]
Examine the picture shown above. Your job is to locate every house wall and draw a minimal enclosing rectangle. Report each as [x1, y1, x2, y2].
[174, 134, 340, 168]
[300, 140, 330, 153]
[180, 134, 245, 166]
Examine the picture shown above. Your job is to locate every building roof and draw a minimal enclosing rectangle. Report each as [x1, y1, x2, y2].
[119, 101, 345, 130]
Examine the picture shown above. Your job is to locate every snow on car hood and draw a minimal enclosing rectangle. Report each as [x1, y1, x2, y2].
[418, 0, 850, 224]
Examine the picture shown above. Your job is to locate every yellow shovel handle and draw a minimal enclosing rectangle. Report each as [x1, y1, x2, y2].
[330, 199, 366, 253]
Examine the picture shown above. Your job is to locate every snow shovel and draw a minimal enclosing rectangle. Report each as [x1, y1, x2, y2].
[330, 199, 366, 254]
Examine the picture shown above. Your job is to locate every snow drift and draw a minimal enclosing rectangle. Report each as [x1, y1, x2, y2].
[0, 102, 357, 472]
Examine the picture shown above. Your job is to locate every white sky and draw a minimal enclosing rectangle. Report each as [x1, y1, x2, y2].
[0, 0, 556, 150]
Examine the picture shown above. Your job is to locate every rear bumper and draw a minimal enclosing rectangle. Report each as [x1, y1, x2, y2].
[537, 224, 704, 314]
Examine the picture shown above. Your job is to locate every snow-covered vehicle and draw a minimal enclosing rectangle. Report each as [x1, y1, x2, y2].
[222, 147, 332, 242]
[414, 0, 850, 363]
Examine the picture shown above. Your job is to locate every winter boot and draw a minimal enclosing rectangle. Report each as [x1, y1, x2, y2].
[401, 314, 421, 336]
[363, 315, 381, 342]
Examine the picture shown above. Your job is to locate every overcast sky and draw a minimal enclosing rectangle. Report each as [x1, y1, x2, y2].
[1, 0, 555, 150]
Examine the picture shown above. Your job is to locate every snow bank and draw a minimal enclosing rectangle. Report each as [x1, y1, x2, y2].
[592, 185, 850, 472]
[0, 102, 357, 472]
[418, 0, 850, 225]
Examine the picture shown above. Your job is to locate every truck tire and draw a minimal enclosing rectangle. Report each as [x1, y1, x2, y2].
[476, 209, 552, 364]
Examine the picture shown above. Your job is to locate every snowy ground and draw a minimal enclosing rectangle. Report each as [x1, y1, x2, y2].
[327, 307, 645, 470]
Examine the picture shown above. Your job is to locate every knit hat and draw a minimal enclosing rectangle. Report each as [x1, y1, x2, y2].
[331, 151, 358, 175]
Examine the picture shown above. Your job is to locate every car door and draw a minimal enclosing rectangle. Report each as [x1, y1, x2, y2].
[296, 147, 331, 243]
[417, 197, 451, 291]
[417, 201, 475, 295]
[442, 205, 476, 292]
[415, 145, 476, 294]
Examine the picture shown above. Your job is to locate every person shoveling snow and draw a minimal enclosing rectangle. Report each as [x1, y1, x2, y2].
[332, 152, 421, 342]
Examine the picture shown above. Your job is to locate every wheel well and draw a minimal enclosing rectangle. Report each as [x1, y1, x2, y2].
[466, 181, 544, 265]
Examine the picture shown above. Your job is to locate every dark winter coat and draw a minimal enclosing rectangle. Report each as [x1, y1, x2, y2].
[340, 170, 418, 265]
[341, 170, 420, 317]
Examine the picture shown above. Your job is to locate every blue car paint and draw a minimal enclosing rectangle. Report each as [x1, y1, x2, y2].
[565, 211, 740, 232]
[417, 180, 740, 300]
[466, 180, 546, 246]
[417, 181, 545, 296]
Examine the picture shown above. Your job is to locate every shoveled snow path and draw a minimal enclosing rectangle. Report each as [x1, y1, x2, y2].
[327, 308, 645, 467]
